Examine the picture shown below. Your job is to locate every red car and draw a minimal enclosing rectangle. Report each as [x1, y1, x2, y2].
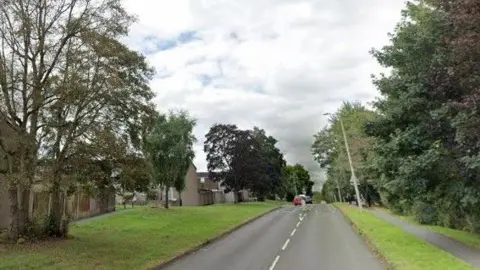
[293, 196, 303, 206]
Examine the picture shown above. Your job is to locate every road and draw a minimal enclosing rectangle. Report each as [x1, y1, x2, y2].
[160, 204, 384, 270]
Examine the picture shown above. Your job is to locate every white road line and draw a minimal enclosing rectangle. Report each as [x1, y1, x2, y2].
[296, 221, 301, 227]
[281, 238, 290, 251]
[290, 228, 296, 236]
[269, 255, 280, 270]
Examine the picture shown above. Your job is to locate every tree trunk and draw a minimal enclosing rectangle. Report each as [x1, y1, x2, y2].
[164, 186, 169, 209]
[7, 188, 19, 240]
[48, 182, 68, 238]
[179, 192, 183, 207]
[7, 186, 30, 241]
[156, 186, 162, 208]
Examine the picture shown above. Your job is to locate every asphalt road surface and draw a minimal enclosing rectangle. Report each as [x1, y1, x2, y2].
[160, 204, 384, 270]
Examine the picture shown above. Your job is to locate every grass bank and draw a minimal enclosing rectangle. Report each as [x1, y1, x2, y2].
[0, 202, 283, 270]
[334, 203, 474, 270]
[375, 207, 480, 250]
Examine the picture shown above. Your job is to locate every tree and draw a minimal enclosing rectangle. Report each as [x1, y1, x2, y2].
[312, 102, 378, 205]
[366, 0, 480, 230]
[204, 124, 243, 203]
[204, 124, 288, 202]
[173, 155, 194, 207]
[145, 111, 196, 209]
[367, 2, 456, 216]
[281, 165, 298, 201]
[0, 0, 154, 239]
[292, 164, 311, 195]
[250, 127, 286, 201]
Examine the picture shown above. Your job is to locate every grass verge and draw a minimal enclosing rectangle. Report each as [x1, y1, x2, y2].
[334, 203, 474, 270]
[375, 207, 480, 250]
[0, 202, 282, 270]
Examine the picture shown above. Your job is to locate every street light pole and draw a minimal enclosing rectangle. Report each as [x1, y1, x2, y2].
[339, 118, 363, 210]
[323, 112, 363, 209]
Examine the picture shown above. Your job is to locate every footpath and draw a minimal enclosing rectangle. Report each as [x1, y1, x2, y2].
[370, 209, 480, 268]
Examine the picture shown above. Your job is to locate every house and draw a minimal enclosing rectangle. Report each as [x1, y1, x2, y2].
[196, 172, 250, 203]
[157, 164, 222, 206]
[156, 165, 250, 206]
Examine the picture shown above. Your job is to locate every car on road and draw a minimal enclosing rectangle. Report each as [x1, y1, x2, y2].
[293, 194, 313, 205]
[293, 196, 303, 206]
[304, 196, 313, 204]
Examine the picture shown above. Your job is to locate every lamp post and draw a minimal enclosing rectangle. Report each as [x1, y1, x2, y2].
[323, 113, 363, 210]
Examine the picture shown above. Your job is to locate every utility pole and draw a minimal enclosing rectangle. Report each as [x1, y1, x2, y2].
[339, 118, 363, 210]
[323, 113, 363, 209]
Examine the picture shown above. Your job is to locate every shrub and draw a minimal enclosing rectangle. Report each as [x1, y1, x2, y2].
[412, 201, 438, 225]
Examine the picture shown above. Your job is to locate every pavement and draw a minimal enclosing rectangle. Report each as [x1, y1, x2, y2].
[160, 204, 384, 270]
[371, 209, 480, 268]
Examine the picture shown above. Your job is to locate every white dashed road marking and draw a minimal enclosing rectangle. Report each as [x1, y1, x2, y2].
[281, 238, 290, 251]
[270, 206, 318, 269]
[269, 255, 280, 270]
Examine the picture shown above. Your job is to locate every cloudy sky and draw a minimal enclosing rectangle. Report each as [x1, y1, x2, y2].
[122, 0, 406, 189]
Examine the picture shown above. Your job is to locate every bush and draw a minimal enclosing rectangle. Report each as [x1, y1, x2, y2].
[312, 192, 323, 203]
[412, 201, 438, 225]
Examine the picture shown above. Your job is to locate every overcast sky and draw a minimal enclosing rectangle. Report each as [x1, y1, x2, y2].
[122, 0, 406, 189]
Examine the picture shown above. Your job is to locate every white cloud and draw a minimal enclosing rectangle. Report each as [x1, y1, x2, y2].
[122, 0, 406, 190]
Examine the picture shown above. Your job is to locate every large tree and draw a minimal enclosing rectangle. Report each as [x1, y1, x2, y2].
[249, 127, 286, 201]
[204, 124, 288, 202]
[145, 111, 196, 209]
[204, 124, 243, 202]
[365, 0, 480, 231]
[0, 0, 155, 239]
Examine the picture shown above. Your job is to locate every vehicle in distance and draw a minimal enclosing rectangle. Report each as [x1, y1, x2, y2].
[304, 195, 313, 204]
[293, 196, 303, 205]
[293, 194, 313, 205]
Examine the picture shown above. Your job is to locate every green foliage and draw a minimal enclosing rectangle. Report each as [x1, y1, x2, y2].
[0, 0, 157, 239]
[145, 111, 196, 209]
[312, 102, 379, 205]
[250, 127, 286, 201]
[343, 0, 480, 233]
[412, 201, 438, 225]
[312, 192, 323, 203]
[204, 124, 300, 201]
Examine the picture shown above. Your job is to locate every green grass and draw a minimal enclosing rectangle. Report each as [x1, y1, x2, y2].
[375, 207, 480, 249]
[0, 202, 282, 270]
[334, 203, 474, 270]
